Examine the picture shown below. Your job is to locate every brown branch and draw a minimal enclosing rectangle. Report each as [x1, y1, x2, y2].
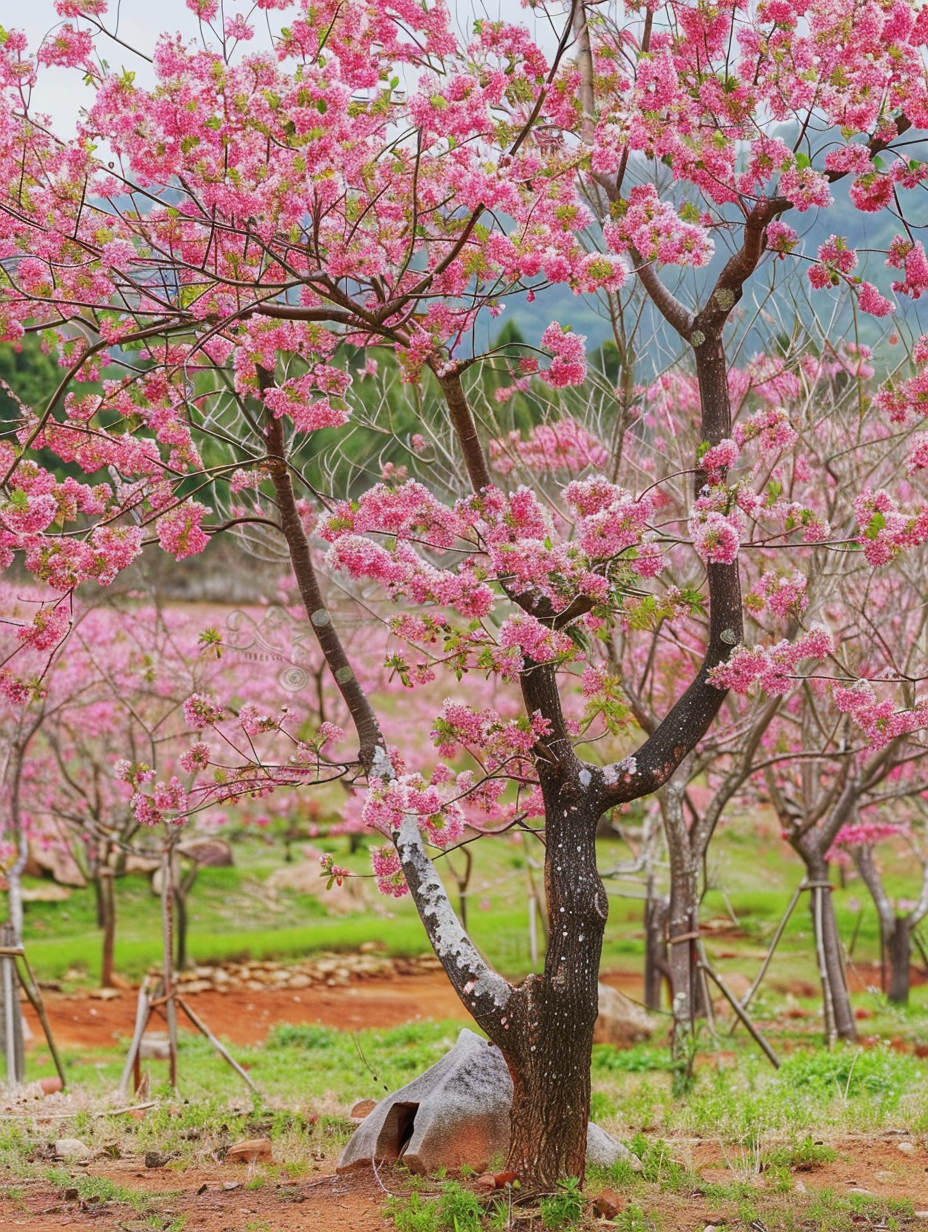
[433, 366, 492, 491]
[262, 389, 384, 770]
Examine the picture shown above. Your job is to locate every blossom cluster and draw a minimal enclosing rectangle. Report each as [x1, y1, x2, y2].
[833, 680, 928, 750]
[709, 625, 834, 695]
[853, 488, 928, 566]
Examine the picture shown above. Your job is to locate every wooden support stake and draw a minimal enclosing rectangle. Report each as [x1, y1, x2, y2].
[176, 996, 261, 1097]
[700, 961, 780, 1070]
[14, 953, 66, 1090]
[119, 977, 152, 1098]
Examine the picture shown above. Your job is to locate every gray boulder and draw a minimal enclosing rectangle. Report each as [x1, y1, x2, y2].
[593, 982, 657, 1047]
[337, 1028, 639, 1176]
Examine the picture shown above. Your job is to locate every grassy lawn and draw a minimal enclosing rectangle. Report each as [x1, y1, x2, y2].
[18, 811, 916, 992]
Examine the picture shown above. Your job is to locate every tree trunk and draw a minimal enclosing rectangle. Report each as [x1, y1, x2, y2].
[174, 865, 198, 972]
[504, 795, 607, 1186]
[644, 890, 670, 1011]
[661, 769, 707, 1041]
[667, 870, 707, 1042]
[805, 858, 856, 1042]
[853, 843, 913, 1006]
[99, 868, 116, 989]
[884, 916, 911, 1005]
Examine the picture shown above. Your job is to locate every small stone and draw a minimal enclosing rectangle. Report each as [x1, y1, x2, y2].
[55, 1139, 91, 1161]
[349, 1099, 377, 1121]
[88, 988, 122, 1000]
[39, 1077, 63, 1095]
[592, 1189, 624, 1219]
[897, 1141, 916, 1154]
[226, 1138, 272, 1164]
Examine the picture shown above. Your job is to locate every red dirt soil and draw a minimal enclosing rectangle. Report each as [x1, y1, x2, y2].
[21, 970, 645, 1051]
[8, 969, 928, 1231]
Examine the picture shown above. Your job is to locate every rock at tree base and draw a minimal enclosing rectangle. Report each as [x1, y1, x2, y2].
[336, 1028, 640, 1176]
[593, 983, 656, 1047]
[177, 837, 234, 867]
[24, 842, 86, 888]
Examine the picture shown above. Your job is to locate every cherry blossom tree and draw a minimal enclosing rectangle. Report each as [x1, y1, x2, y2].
[2, 0, 928, 1185]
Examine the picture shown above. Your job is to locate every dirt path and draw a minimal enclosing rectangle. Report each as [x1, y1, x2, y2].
[21, 970, 645, 1050]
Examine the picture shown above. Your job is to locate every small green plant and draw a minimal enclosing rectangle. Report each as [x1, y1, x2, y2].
[539, 1176, 584, 1230]
[615, 1203, 652, 1232]
[763, 1135, 837, 1171]
[386, 1190, 440, 1232]
[628, 1138, 694, 1193]
[436, 1182, 484, 1232]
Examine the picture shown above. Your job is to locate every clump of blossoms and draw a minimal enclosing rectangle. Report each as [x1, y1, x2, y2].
[832, 681, 928, 750]
[709, 625, 835, 695]
[854, 488, 928, 566]
[690, 510, 744, 565]
[734, 407, 798, 455]
[875, 335, 928, 425]
[603, 185, 714, 267]
[745, 570, 808, 621]
[183, 692, 225, 730]
[432, 702, 551, 772]
[131, 776, 188, 827]
[370, 845, 408, 897]
[361, 772, 466, 849]
[887, 237, 928, 300]
[539, 323, 587, 388]
[155, 502, 211, 561]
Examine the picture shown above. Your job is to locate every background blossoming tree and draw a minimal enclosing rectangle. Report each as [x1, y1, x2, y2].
[2, 0, 928, 1186]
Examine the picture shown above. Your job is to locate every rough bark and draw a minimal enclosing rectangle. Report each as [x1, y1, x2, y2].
[504, 783, 607, 1186]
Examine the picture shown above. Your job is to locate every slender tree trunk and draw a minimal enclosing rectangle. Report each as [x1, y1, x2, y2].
[661, 769, 707, 1041]
[804, 856, 856, 1042]
[174, 865, 198, 972]
[668, 865, 707, 1034]
[884, 916, 912, 1005]
[853, 843, 912, 1005]
[644, 890, 670, 1011]
[504, 794, 607, 1185]
[99, 868, 116, 989]
[174, 888, 188, 973]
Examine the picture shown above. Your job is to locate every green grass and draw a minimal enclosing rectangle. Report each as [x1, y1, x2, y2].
[21, 816, 913, 990]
